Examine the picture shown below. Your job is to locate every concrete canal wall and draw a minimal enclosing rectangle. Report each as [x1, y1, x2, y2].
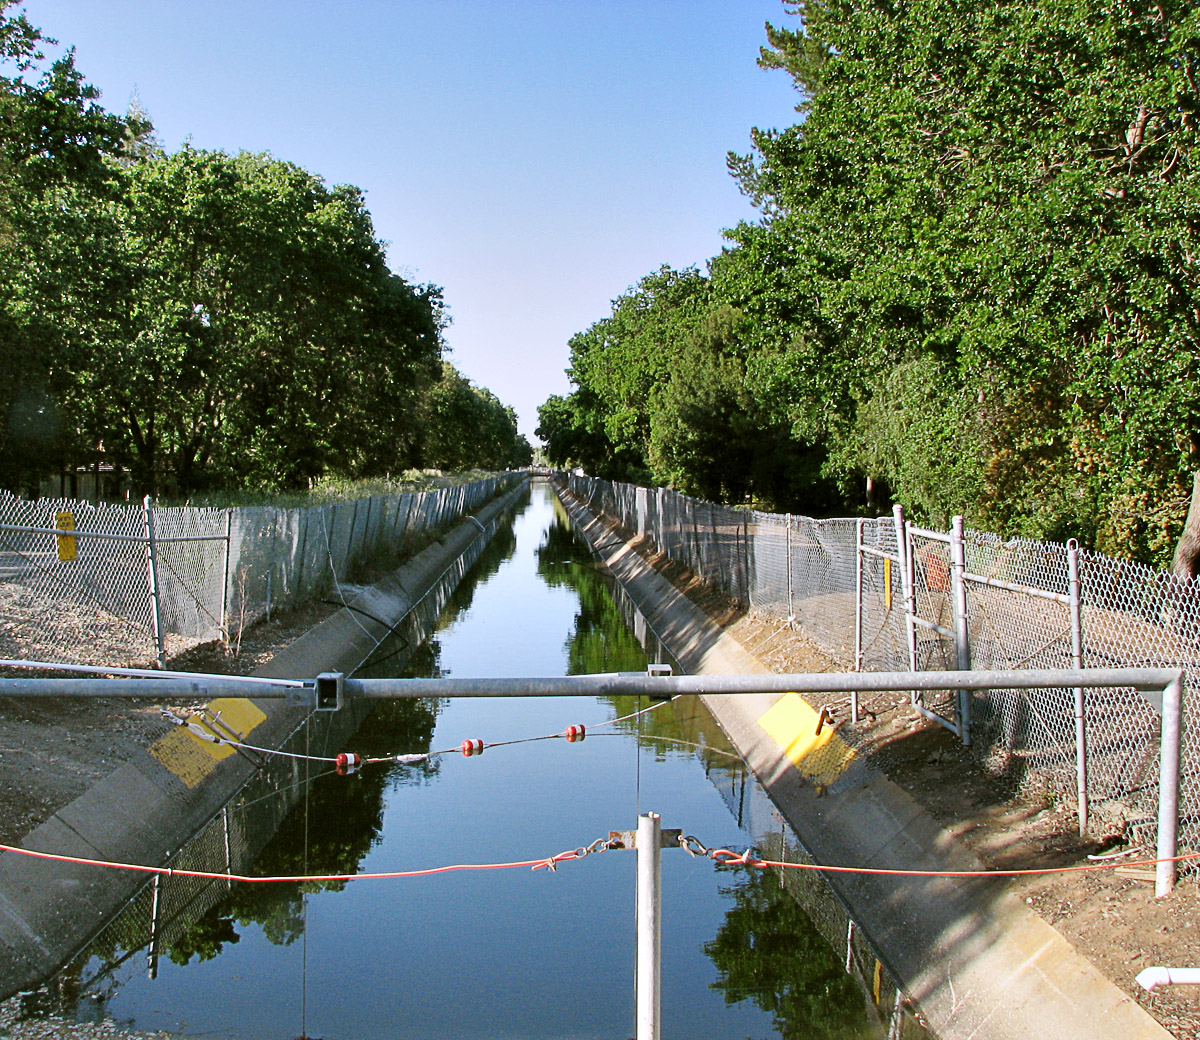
[555, 482, 1172, 1040]
[0, 479, 529, 1001]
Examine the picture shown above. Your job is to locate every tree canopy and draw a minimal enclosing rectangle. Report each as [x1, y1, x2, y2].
[0, 3, 527, 498]
[539, 0, 1200, 569]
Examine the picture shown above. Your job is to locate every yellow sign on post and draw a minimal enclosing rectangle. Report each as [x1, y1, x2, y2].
[54, 511, 76, 562]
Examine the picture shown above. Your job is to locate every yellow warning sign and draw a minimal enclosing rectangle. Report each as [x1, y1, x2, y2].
[55, 511, 76, 562]
[149, 698, 267, 789]
[758, 692, 856, 787]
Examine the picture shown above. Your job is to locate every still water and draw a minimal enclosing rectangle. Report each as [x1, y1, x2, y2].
[54, 480, 894, 1039]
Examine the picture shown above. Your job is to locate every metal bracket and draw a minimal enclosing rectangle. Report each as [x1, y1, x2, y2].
[607, 827, 682, 850]
[315, 672, 344, 711]
[646, 661, 674, 701]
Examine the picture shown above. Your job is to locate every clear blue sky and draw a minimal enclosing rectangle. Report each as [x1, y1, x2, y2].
[26, 1, 801, 442]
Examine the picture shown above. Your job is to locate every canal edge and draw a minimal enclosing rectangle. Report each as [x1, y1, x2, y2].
[0, 479, 530, 1003]
[554, 480, 1172, 1040]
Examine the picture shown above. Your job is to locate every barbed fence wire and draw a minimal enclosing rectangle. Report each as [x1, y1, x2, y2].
[560, 472, 1200, 853]
[0, 474, 522, 671]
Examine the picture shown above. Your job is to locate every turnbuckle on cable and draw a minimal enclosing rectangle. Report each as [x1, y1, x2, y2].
[536, 836, 618, 872]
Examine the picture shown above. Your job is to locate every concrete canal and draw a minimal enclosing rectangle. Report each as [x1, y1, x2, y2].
[22, 480, 913, 1039]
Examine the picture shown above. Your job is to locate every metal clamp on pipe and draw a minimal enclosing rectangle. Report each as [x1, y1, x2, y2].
[315, 672, 344, 711]
[646, 662, 674, 701]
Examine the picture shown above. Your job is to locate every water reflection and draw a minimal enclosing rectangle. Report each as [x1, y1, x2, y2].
[707, 867, 869, 1040]
[24, 480, 915, 1039]
[163, 697, 441, 969]
[535, 508, 649, 674]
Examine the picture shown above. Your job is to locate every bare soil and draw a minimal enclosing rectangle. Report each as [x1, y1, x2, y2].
[0, 598, 340, 849]
[630, 533, 1200, 1040]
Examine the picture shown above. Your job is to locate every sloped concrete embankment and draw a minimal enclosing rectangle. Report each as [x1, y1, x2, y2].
[555, 483, 1172, 1040]
[0, 479, 528, 1001]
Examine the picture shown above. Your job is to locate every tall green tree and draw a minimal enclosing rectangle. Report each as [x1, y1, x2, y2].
[422, 361, 531, 471]
[12, 144, 446, 495]
[0, 2, 132, 493]
[717, 0, 1200, 566]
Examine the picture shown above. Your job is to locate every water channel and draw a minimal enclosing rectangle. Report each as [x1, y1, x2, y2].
[30, 480, 917, 1040]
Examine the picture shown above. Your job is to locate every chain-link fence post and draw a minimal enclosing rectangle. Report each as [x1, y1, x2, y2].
[853, 517, 864, 724]
[892, 505, 917, 677]
[220, 508, 233, 646]
[951, 515, 971, 745]
[142, 495, 166, 668]
[1068, 538, 1088, 834]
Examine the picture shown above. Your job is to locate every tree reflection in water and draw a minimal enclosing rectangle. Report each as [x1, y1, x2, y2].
[165, 694, 440, 966]
[535, 511, 648, 674]
[706, 868, 871, 1040]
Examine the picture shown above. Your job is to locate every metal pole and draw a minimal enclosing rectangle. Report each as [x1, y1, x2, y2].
[786, 514, 794, 622]
[146, 872, 161, 980]
[636, 811, 661, 1040]
[0, 666, 1183, 700]
[1067, 539, 1087, 835]
[853, 519, 864, 724]
[892, 505, 918, 678]
[950, 516, 971, 746]
[222, 806, 233, 892]
[221, 508, 233, 645]
[1156, 671, 1183, 898]
[142, 496, 166, 669]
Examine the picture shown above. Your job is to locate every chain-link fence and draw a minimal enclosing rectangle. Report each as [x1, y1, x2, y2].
[0, 474, 522, 671]
[560, 472, 1199, 852]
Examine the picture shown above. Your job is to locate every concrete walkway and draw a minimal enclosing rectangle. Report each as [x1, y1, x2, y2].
[556, 484, 1172, 1040]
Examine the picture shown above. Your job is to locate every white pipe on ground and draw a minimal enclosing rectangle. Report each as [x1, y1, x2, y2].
[1136, 967, 1200, 991]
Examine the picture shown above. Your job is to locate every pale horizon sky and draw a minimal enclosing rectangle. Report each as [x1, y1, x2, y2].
[25, 1, 802, 442]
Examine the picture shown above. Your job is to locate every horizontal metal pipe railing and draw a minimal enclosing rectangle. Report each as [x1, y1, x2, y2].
[0, 523, 228, 544]
[0, 666, 1180, 700]
[0, 665, 1183, 895]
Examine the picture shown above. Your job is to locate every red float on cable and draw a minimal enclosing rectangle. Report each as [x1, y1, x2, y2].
[336, 752, 362, 775]
[564, 724, 586, 742]
[460, 738, 484, 757]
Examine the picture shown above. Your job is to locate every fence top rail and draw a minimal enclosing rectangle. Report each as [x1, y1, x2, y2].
[0, 523, 228, 544]
[962, 569, 1072, 606]
[907, 524, 952, 544]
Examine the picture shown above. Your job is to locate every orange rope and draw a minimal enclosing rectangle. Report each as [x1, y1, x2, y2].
[4, 838, 1197, 885]
[706, 847, 1200, 878]
[0, 842, 583, 884]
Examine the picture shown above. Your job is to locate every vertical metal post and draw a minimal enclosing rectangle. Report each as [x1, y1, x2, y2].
[1067, 539, 1087, 835]
[222, 806, 233, 892]
[950, 516, 971, 746]
[266, 511, 278, 622]
[142, 496, 166, 668]
[1156, 673, 1183, 898]
[294, 508, 309, 601]
[892, 506, 918, 678]
[853, 519, 864, 724]
[220, 508, 233, 646]
[636, 811, 662, 1040]
[786, 514, 794, 622]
